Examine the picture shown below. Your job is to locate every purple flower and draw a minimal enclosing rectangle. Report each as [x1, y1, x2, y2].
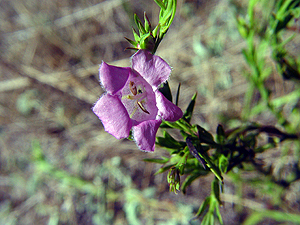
[93, 50, 183, 152]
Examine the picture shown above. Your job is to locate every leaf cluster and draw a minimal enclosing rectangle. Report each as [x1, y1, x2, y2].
[148, 83, 300, 224]
[140, 0, 300, 224]
[125, 0, 177, 54]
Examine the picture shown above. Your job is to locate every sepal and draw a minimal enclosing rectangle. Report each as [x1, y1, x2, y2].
[158, 81, 173, 102]
[183, 92, 197, 123]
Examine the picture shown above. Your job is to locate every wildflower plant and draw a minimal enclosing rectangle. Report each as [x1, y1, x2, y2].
[93, 50, 182, 152]
[93, 0, 300, 224]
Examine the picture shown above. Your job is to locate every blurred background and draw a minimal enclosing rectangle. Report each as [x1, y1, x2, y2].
[1, 0, 299, 224]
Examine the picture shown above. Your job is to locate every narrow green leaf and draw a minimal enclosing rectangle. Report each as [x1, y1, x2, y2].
[236, 16, 249, 38]
[175, 119, 196, 134]
[160, 10, 172, 27]
[248, 0, 259, 27]
[161, 120, 183, 130]
[175, 82, 181, 106]
[186, 137, 223, 182]
[194, 196, 211, 218]
[158, 0, 176, 37]
[272, 88, 300, 108]
[154, 164, 175, 175]
[215, 203, 224, 225]
[158, 81, 172, 102]
[124, 37, 137, 47]
[244, 210, 300, 225]
[144, 12, 151, 32]
[168, 0, 177, 27]
[181, 173, 201, 194]
[218, 155, 229, 174]
[198, 147, 223, 182]
[138, 33, 151, 49]
[183, 92, 197, 123]
[152, 24, 160, 38]
[154, 0, 166, 10]
[134, 14, 146, 35]
[166, 0, 174, 12]
[209, 213, 215, 225]
[132, 28, 140, 42]
[216, 124, 225, 144]
[201, 214, 210, 225]
[176, 150, 189, 175]
[197, 125, 216, 145]
[212, 179, 222, 205]
[125, 47, 139, 51]
[143, 157, 169, 164]
[276, 0, 294, 20]
[156, 131, 185, 149]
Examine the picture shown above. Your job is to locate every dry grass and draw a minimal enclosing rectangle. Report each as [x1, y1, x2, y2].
[1, 0, 299, 224]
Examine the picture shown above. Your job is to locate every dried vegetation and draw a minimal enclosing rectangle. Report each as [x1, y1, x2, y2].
[0, 0, 299, 224]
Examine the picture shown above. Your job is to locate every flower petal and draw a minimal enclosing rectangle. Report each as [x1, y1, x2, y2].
[133, 119, 162, 152]
[155, 91, 183, 122]
[100, 62, 131, 95]
[131, 50, 171, 88]
[93, 94, 132, 139]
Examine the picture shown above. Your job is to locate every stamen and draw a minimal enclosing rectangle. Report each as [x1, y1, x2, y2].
[137, 101, 150, 114]
[129, 81, 137, 95]
[123, 80, 150, 117]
